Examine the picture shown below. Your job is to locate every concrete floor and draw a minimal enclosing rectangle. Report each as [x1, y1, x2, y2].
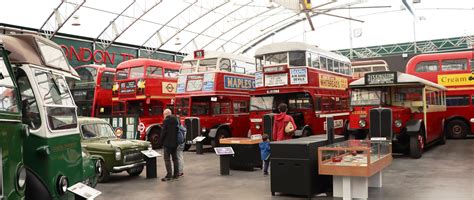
[96, 139, 474, 200]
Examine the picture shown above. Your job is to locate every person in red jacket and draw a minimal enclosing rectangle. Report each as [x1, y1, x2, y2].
[272, 103, 297, 141]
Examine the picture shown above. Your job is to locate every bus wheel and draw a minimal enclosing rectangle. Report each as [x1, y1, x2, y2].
[409, 132, 424, 159]
[211, 129, 229, 148]
[184, 144, 191, 151]
[148, 128, 161, 149]
[98, 160, 110, 183]
[447, 120, 468, 139]
[302, 129, 311, 137]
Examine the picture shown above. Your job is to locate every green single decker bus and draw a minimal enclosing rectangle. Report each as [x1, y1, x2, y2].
[0, 34, 100, 200]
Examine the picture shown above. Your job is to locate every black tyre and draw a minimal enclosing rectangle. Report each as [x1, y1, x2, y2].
[446, 120, 468, 139]
[148, 128, 161, 149]
[98, 160, 110, 183]
[409, 132, 425, 159]
[127, 166, 144, 176]
[211, 129, 230, 148]
[301, 128, 311, 137]
[184, 144, 191, 151]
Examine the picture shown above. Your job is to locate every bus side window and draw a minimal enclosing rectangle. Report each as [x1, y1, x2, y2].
[146, 66, 163, 78]
[164, 69, 179, 78]
[320, 57, 327, 70]
[17, 72, 41, 129]
[442, 59, 467, 71]
[233, 101, 248, 113]
[0, 57, 18, 113]
[415, 61, 438, 72]
[314, 96, 321, 111]
[312, 53, 320, 69]
[100, 71, 115, 89]
[221, 102, 231, 114]
[220, 59, 231, 72]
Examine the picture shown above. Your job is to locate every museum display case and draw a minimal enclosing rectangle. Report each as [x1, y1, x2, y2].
[318, 139, 392, 177]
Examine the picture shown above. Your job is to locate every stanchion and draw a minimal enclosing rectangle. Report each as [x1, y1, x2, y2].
[196, 141, 203, 155]
[219, 155, 231, 175]
[145, 157, 157, 179]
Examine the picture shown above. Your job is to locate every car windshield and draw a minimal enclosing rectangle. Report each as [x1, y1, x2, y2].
[250, 96, 274, 111]
[350, 88, 382, 106]
[34, 68, 77, 130]
[81, 123, 115, 139]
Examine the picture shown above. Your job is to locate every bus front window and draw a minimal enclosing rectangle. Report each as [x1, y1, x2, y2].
[116, 69, 129, 80]
[100, 71, 115, 89]
[198, 58, 217, 72]
[250, 96, 274, 111]
[350, 88, 383, 106]
[72, 67, 97, 89]
[264, 52, 287, 66]
[130, 66, 145, 79]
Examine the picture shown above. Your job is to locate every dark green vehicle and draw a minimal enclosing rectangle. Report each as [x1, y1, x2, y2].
[78, 117, 151, 182]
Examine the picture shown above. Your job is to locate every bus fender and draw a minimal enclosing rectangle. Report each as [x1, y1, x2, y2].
[25, 168, 52, 200]
[146, 124, 162, 137]
[405, 119, 423, 136]
[209, 124, 231, 138]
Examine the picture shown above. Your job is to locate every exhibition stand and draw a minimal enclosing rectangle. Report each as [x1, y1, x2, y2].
[214, 147, 235, 175]
[141, 150, 161, 179]
[219, 137, 263, 170]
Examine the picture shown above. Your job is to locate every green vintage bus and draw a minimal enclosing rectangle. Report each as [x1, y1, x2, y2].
[0, 34, 100, 200]
[0, 36, 28, 199]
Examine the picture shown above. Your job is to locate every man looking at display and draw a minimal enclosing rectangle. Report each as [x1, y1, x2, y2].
[160, 109, 180, 181]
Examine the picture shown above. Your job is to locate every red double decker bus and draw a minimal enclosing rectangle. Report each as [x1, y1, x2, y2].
[250, 42, 352, 137]
[174, 50, 255, 148]
[69, 65, 116, 117]
[112, 58, 180, 148]
[406, 51, 474, 139]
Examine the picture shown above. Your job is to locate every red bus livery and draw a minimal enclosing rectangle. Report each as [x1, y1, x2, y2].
[250, 42, 352, 138]
[348, 71, 446, 158]
[112, 58, 180, 148]
[69, 65, 116, 117]
[406, 51, 474, 139]
[175, 50, 255, 148]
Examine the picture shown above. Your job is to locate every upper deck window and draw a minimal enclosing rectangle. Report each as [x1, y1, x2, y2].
[146, 66, 163, 78]
[415, 61, 438, 72]
[289, 51, 306, 66]
[72, 67, 97, 89]
[37, 40, 70, 72]
[100, 71, 115, 89]
[130, 66, 144, 79]
[198, 58, 217, 72]
[164, 69, 179, 78]
[265, 53, 287, 66]
[442, 59, 467, 71]
[116, 69, 129, 80]
[219, 59, 231, 72]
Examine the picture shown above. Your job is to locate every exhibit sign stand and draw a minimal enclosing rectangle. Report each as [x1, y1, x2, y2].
[141, 150, 161, 179]
[194, 136, 206, 154]
[214, 147, 234, 175]
[68, 182, 101, 200]
[333, 171, 382, 200]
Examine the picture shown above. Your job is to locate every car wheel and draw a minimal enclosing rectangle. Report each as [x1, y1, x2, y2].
[127, 166, 144, 176]
[447, 120, 468, 139]
[409, 132, 424, 159]
[211, 129, 229, 148]
[98, 160, 110, 183]
[148, 129, 161, 149]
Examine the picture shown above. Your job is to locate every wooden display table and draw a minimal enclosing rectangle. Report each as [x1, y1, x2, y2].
[318, 140, 392, 200]
[220, 137, 263, 170]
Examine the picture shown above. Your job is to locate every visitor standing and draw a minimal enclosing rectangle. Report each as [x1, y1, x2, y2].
[272, 103, 297, 141]
[259, 134, 271, 176]
[160, 109, 180, 181]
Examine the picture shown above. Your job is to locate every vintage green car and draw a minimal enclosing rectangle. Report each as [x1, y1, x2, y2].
[78, 117, 151, 182]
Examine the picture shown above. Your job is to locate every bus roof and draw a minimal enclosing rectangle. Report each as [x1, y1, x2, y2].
[182, 50, 254, 63]
[116, 58, 181, 70]
[75, 64, 116, 72]
[254, 41, 350, 63]
[350, 71, 447, 90]
[0, 34, 79, 78]
[351, 60, 388, 67]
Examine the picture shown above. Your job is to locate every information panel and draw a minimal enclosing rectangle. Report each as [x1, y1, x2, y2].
[224, 76, 255, 90]
[255, 72, 263, 87]
[203, 73, 215, 91]
[265, 73, 288, 87]
[290, 68, 308, 84]
[176, 75, 187, 93]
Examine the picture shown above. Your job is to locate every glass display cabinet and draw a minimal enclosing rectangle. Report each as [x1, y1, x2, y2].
[318, 139, 392, 177]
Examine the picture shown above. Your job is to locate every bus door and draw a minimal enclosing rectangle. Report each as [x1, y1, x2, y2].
[231, 100, 250, 137]
[424, 88, 446, 142]
[0, 44, 27, 199]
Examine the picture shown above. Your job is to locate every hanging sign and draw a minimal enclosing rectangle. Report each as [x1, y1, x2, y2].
[365, 71, 397, 85]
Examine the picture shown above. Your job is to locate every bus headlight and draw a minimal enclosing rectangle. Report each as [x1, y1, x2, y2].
[115, 148, 122, 161]
[202, 127, 206, 133]
[394, 120, 402, 128]
[57, 175, 68, 195]
[17, 165, 26, 190]
[255, 124, 261, 130]
[359, 119, 367, 128]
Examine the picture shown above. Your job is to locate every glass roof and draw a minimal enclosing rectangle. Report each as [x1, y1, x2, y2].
[2, 0, 474, 57]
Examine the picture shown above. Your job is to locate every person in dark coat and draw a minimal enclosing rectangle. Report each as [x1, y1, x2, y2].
[160, 109, 180, 181]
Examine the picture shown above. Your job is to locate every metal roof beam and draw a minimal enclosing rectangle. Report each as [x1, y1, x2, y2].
[39, 0, 86, 39]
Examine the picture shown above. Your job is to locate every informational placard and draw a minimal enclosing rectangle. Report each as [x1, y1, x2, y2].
[141, 150, 161, 158]
[224, 76, 255, 90]
[290, 68, 308, 84]
[176, 75, 187, 93]
[186, 79, 203, 91]
[162, 82, 177, 94]
[264, 73, 288, 86]
[193, 136, 206, 143]
[251, 134, 262, 140]
[371, 137, 388, 141]
[323, 119, 344, 130]
[214, 147, 235, 155]
[319, 74, 348, 90]
[120, 81, 136, 93]
[68, 182, 102, 199]
[365, 71, 397, 85]
[255, 72, 263, 87]
[203, 73, 215, 91]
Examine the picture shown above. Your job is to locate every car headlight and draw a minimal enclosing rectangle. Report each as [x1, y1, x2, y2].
[17, 165, 26, 190]
[57, 175, 68, 195]
[394, 120, 402, 128]
[148, 143, 152, 150]
[115, 148, 122, 161]
[359, 119, 367, 128]
[201, 127, 206, 133]
[95, 160, 102, 175]
[255, 124, 261, 130]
